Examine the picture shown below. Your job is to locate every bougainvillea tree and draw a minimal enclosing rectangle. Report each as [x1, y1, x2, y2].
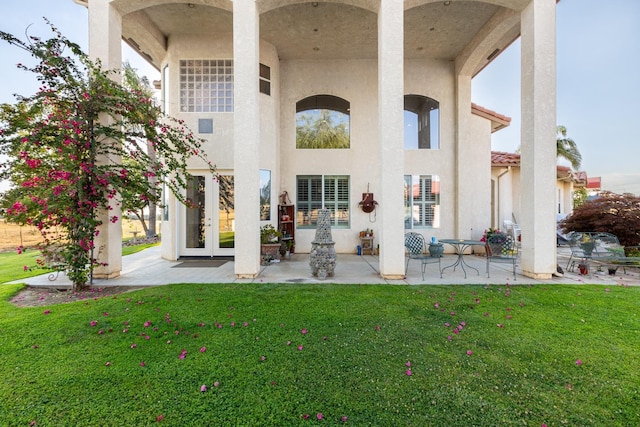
[0, 22, 215, 289]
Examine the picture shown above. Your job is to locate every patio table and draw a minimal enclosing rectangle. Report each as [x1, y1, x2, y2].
[440, 239, 485, 279]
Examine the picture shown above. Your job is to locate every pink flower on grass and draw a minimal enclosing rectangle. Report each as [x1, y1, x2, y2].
[287, 341, 292, 346]
[214, 381, 220, 387]
[140, 361, 146, 367]
[261, 356, 266, 361]
[317, 413, 323, 420]
[406, 369, 412, 376]
[131, 343, 137, 349]
[375, 325, 380, 331]
[200, 384, 207, 392]
[576, 359, 583, 366]
[156, 414, 164, 422]
[341, 416, 348, 422]
[105, 361, 111, 366]
[43, 310, 51, 315]
[298, 345, 304, 351]
[467, 350, 473, 356]
[144, 321, 151, 327]
[200, 347, 206, 353]
[406, 361, 411, 367]
[301, 328, 308, 335]
[90, 320, 98, 327]
[302, 414, 310, 420]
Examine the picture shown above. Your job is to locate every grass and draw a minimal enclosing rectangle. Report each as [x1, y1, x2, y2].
[0, 282, 638, 426]
[0, 242, 158, 284]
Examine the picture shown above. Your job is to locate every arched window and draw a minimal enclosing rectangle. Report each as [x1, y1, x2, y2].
[404, 95, 439, 149]
[296, 95, 350, 149]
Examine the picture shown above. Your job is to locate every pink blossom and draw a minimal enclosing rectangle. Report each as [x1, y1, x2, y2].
[144, 321, 151, 328]
[214, 381, 220, 387]
[140, 361, 146, 367]
[406, 361, 411, 367]
[200, 347, 206, 353]
[375, 325, 380, 331]
[406, 369, 412, 376]
[105, 361, 111, 366]
[317, 413, 323, 420]
[43, 310, 51, 315]
[301, 328, 308, 334]
[576, 359, 583, 366]
[302, 414, 310, 420]
[200, 384, 207, 392]
[467, 350, 473, 356]
[131, 343, 137, 349]
[90, 320, 98, 327]
[298, 345, 303, 351]
[157, 414, 164, 422]
[341, 416, 348, 422]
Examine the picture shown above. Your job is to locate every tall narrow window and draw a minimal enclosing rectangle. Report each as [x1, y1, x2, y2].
[404, 175, 440, 228]
[179, 59, 233, 112]
[404, 95, 439, 149]
[297, 175, 350, 228]
[296, 95, 350, 149]
[259, 63, 271, 96]
[260, 170, 272, 220]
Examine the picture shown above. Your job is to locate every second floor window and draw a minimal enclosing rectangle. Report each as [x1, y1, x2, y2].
[180, 59, 233, 113]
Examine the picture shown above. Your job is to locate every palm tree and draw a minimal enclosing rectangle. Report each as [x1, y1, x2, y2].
[556, 125, 581, 170]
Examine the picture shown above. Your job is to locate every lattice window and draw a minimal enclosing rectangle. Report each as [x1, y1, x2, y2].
[179, 59, 233, 113]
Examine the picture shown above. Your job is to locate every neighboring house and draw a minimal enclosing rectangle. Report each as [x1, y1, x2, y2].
[77, 0, 559, 280]
[491, 151, 588, 228]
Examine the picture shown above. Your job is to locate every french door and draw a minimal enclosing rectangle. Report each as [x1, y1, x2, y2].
[180, 173, 234, 257]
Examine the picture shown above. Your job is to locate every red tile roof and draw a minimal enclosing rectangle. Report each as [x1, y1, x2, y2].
[471, 103, 511, 132]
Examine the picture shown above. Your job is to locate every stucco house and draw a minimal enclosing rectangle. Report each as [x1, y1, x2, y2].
[490, 151, 588, 229]
[77, 0, 559, 281]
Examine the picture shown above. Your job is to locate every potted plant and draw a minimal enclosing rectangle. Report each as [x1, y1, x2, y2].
[428, 239, 444, 257]
[481, 228, 510, 256]
[260, 224, 282, 262]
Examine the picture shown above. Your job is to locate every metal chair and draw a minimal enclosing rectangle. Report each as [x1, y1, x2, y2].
[486, 234, 518, 279]
[404, 232, 442, 280]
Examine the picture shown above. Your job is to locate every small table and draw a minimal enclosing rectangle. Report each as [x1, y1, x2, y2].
[360, 236, 374, 255]
[440, 239, 485, 278]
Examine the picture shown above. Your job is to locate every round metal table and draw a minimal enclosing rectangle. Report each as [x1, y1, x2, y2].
[439, 239, 485, 278]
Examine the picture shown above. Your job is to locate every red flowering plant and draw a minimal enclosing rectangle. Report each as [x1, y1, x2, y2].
[480, 228, 509, 244]
[0, 22, 216, 290]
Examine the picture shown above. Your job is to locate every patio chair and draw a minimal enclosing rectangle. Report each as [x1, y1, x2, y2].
[486, 234, 518, 279]
[404, 232, 442, 280]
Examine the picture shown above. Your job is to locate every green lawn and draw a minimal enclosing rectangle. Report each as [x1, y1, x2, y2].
[0, 282, 638, 426]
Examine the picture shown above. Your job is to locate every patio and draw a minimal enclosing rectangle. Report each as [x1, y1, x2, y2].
[15, 245, 640, 288]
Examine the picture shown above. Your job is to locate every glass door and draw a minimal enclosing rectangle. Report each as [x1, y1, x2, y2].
[215, 175, 234, 255]
[180, 173, 234, 257]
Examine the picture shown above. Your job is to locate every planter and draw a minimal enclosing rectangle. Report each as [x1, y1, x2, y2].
[580, 241, 595, 256]
[260, 243, 281, 263]
[428, 243, 444, 257]
[608, 267, 618, 275]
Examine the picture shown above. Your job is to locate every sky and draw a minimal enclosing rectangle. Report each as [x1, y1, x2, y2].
[1, 0, 639, 194]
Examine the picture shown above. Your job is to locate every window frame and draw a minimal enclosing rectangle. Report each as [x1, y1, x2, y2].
[404, 174, 441, 229]
[179, 59, 234, 113]
[296, 175, 350, 229]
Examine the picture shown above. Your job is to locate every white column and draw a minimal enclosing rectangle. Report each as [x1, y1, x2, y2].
[233, 0, 261, 278]
[378, 0, 405, 279]
[520, 0, 556, 279]
[89, 0, 122, 279]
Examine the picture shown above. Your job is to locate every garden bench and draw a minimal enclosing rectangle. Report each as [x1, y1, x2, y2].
[566, 232, 640, 275]
[41, 245, 67, 281]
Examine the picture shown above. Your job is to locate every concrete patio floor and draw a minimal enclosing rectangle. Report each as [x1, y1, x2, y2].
[15, 245, 640, 288]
